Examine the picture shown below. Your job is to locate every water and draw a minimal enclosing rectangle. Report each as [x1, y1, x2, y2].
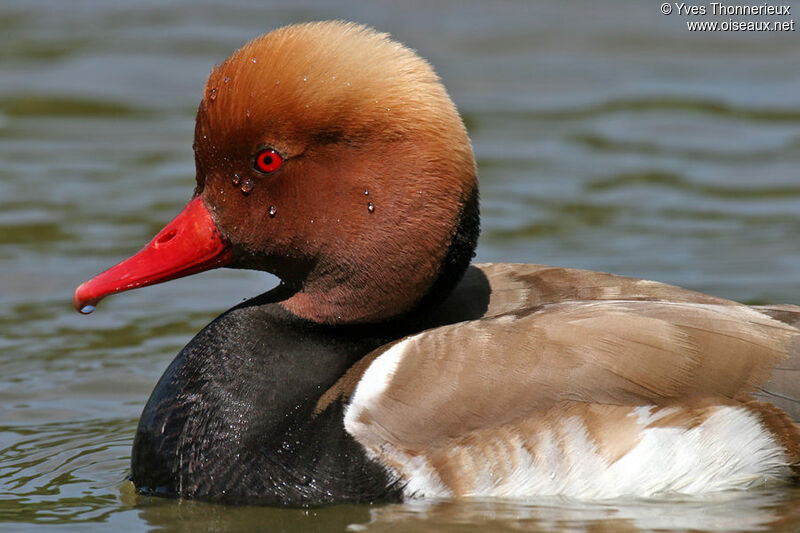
[1, 0, 800, 531]
[239, 178, 254, 194]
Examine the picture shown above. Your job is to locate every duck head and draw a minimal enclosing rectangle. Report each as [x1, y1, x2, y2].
[74, 21, 478, 324]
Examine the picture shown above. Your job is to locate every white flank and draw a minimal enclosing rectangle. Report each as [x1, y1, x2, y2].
[344, 325, 790, 499]
[386, 444, 453, 498]
[461, 405, 789, 499]
[349, 387, 790, 499]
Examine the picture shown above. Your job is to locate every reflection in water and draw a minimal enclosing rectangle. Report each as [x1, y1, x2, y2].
[128, 489, 800, 533]
[130, 491, 373, 533]
[362, 492, 800, 533]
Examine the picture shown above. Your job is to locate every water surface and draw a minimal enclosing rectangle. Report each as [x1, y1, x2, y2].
[2, 1, 800, 531]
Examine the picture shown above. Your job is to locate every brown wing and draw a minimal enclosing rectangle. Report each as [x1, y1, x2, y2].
[347, 300, 799, 453]
[750, 304, 800, 418]
[417, 264, 800, 418]
[473, 262, 737, 315]
[417, 262, 742, 329]
[752, 304, 800, 328]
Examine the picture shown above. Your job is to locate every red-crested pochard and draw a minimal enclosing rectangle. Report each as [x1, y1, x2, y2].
[74, 21, 800, 505]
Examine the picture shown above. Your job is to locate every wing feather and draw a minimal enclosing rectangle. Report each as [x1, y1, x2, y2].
[346, 300, 799, 454]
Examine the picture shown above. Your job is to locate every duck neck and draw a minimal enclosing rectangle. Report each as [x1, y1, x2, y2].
[281, 186, 480, 325]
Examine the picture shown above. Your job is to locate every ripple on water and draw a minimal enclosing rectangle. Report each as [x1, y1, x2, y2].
[0, 417, 134, 524]
[586, 171, 800, 200]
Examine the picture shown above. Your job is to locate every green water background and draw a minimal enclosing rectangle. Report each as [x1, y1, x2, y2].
[2, 1, 800, 531]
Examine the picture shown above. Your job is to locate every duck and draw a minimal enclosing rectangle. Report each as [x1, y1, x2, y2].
[73, 21, 800, 505]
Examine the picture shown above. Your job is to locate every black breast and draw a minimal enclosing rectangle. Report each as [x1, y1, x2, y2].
[130, 266, 492, 505]
[130, 301, 404, 505]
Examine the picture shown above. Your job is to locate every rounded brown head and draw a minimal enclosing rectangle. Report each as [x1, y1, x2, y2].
[75, 21, 478, 324]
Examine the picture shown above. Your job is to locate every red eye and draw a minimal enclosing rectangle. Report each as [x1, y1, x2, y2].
[254, 149, 283, 173]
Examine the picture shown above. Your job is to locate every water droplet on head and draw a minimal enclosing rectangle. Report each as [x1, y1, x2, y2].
[250, 57, 257, 64]
[367, 202, 375, 213]
[240, 179, 254, 194]
[364, 189, 369, 196]
[79, 304, 95, 314]
[232, 173, 241, 185]
[303, 76, 308, 82]
[245, 109, 251, 118]
[223, 76, 231, 84]
[208, 87, 218, 101]
[269, 205, 277, 217]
